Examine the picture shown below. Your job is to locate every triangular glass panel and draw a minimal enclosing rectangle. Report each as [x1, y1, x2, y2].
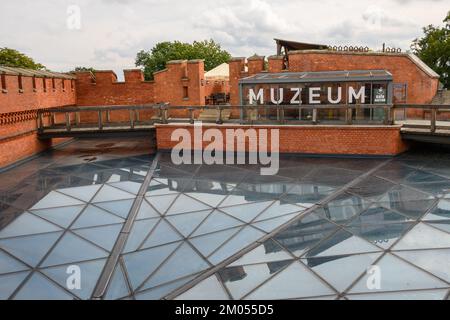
[0, 250, 29, 274]
[136, 200, 160, 220]
[73, 224, 123, 251]
[230, 239, 292, 267]
[42, 232, 108, 267]
[145, 180, 178, 197]
[31, 191, 85, 210]
[209, 227, 266, 265]
[348, 253, 447, 294]
[95, 199, 134, 219]
[428, 221, 450, 234]
[175, 275, 229, 300]
[123, 219, 160, 253]
[253, 213, 298, 233]
[345, 223, 414, 250]
[91, 185, 135, 203]
[141, 242, 210, 291]
[395, 249, 450, 282]
[123, 242, 180, 290]
[71, 205, 124, 229]
[137, 274, 197, 300]
[254, 201, 304, 222]
[245, 262, 334, 300]
[0, 212, 62, 239]
[0, 271, 29, 299]
[108, 181, 142, 195]
[220, 261, 292, 299]
[145, 194, 178, 215]
[189, 227, 240, 257]
[104, 264, 130, 300]
[57, 185, 102, 203]
[141, 220, 183, 250]
[30, 205, 85, 228]
[185, 193, 227, 208]
[220, 194, 256, 207]
[304, 253, 382, 292]
[393, 223, 450, 251]
[166, 210, 212, 237]
[41, 259, 107, 300]
[423, 200, 450, 221]
[14, 272, 75, 300]
[166, 195, 212, 216]
[191, 210, 244, 237]
[273, 215, 339, 257]
[0, 231, 63, 266]
[346, 289, 449, 300]
[220, 202, 273, 223]
[305, 229, 381, 258]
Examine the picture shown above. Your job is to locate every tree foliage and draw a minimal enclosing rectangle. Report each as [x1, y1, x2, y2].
[135, 40, 231, 80]
[71, 67, 96, 73]
[412, 12, 450, 89]
[0, 47, 45, 70]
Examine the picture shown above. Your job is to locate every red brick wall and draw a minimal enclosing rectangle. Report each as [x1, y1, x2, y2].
[0, 73, 76, 168]
[229, 51, 439, 109]
[156, 124, 409, 156]
[288, 51, 439, 105]
[0, 74, 76, 113]
[75, 70, 155, 106]
[154, 60, 205, 107]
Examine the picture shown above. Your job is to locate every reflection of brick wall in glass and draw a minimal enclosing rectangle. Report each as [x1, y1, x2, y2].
[393, 83, 408, 104]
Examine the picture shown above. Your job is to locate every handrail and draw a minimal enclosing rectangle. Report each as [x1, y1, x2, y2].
[36, 103, 450, 136]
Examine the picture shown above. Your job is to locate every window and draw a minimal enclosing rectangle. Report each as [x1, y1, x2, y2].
[62, 79, 65, 92]
[18, 74, 23, 93]
[43, 77, 47, 92]
[1, 73, 6, 93]
[71, 80, 75, 91]
[52, 77, 56, 91]
[32, 76, 37, 92]
[183, 86, 189, 99]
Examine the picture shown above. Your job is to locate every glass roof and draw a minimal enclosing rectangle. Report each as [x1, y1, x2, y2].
[239, 70, 393, 84]
[0, 138, 449, 300]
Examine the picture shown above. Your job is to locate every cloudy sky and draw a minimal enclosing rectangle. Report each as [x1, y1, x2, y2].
[0, 0, 448, 78]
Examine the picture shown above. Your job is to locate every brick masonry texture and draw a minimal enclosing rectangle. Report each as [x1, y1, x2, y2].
[0, 50, 440, 168]
[0, 73, 76, 168]
[156, 124, 409, 156]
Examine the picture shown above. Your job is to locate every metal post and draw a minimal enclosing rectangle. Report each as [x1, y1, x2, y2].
[161, 106, 168, 124]
[383, 106, 389, 125]
[75, 112, 80, 126]
[38, 112, 43, 132]
[240, 105, 245, 124]
[346, 107, 353, 125]
[129, 109, 134, 129]
[216, 106, 223, 124]
[65, 112, 71, 132]
[280, 105, 285, 124]
[135, 109, 139, 123]
[312, 108, 318, 124]
[106, 110, 111, 123]
[188, 108, 194, 124]
[430, 108, 436, 133]
[98, 111, 103, 130]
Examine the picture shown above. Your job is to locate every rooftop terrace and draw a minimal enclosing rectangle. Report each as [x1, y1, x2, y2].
[0, 138, 449, 300]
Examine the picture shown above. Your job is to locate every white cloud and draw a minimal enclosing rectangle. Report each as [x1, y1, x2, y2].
[0, 0, 447, 78]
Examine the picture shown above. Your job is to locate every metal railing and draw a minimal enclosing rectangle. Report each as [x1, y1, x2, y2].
[36, 103, 450, 135]
[392, 104, 450, 134]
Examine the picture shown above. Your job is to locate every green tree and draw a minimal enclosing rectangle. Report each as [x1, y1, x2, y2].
[71, 67, 96, 73]
[0, 47, 45, 70]
[135, 40, 231, 80]
[412, 11, 450, 89]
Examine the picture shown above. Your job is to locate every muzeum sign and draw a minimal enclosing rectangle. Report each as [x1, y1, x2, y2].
[239, 70, 393, 106]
